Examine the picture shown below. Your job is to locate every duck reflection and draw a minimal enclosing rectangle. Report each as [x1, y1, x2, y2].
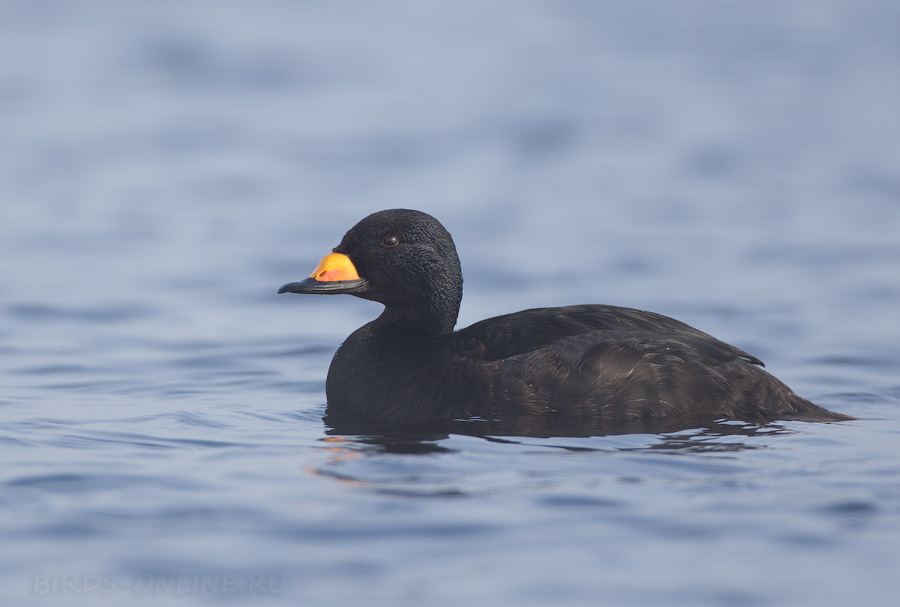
[321, 404, 794, 454]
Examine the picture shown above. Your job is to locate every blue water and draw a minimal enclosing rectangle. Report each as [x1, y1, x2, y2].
[3, 1, 900, 605]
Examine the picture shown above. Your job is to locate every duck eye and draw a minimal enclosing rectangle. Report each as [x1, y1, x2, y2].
[382, 234, 400, 248]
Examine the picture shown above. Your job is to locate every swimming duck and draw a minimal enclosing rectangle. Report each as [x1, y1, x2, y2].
[278, 209, 851, 429]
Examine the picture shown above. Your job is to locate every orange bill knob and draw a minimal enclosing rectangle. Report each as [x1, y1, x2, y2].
[309, 253, 361, 282]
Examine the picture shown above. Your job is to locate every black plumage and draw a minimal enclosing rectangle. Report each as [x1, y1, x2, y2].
[279, 209, 852, 432]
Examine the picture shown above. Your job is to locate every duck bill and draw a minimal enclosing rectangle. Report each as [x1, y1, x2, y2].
[278, 252, 369, 295]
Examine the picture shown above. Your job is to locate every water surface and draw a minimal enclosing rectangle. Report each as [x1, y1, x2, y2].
[2, 1, 900, 605]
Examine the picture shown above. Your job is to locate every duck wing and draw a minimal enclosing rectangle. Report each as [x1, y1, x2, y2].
[456, 304, 764, 367]
[449, 305, 845, 423]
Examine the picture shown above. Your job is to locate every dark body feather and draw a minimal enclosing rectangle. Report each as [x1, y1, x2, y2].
[280, 209, 852, 432]
[327, 304, 848, 428]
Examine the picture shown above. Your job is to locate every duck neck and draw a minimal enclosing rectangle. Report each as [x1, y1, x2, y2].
[377, 286, 461, 336]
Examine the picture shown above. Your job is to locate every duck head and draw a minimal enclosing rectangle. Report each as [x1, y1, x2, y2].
[278, 209, 463, 334]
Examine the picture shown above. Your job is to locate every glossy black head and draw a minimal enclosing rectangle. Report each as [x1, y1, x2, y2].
[282, 209, 463, 334]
